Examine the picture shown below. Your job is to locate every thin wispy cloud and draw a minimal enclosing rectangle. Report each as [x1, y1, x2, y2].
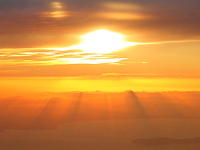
[0, 48, 127, 65]
[1, 38, 200, 65]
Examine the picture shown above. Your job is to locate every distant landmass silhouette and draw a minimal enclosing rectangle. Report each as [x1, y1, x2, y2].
[133, 137, 200, 145]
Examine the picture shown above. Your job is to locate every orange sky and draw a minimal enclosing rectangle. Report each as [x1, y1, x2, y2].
[1, 41, 200, 78]
[0, 0, 200, 91]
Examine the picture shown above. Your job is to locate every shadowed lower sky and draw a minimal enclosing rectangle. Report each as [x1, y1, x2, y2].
[0, 0, 200, 79]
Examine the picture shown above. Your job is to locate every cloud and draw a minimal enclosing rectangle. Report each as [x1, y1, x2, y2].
[0, 91, 200, 131]
[101, 72, 158, 78]
[0, 0, 200, 47]
[97, 1, 151, 20]
[133, 137, 200, 145]
[0, 48, 127, 65]
[0, 0, 200, 77]
[1, 37, 199, 65]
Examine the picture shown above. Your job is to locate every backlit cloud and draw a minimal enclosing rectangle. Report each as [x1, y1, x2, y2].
[0, 48, 127, 65]
[0, 0, 200, 48]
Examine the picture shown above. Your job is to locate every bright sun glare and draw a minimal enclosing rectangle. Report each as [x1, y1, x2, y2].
[47, 29, 139, 54]
[77, 29, 134, 54]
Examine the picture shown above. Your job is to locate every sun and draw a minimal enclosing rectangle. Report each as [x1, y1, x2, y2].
[77, 29, 134, 54]
[46, 29, 140, 54]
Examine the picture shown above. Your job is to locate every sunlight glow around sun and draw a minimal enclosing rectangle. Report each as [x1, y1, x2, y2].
[77, 29, 135, 54]
[45, 29, 142, 55]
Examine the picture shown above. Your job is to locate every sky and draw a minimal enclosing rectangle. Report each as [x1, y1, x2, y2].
[0, 0, 200, 84]
[1, 2, 200, 149]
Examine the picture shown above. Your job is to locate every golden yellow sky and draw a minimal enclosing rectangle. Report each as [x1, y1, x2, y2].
[0, 77, 200, 95]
